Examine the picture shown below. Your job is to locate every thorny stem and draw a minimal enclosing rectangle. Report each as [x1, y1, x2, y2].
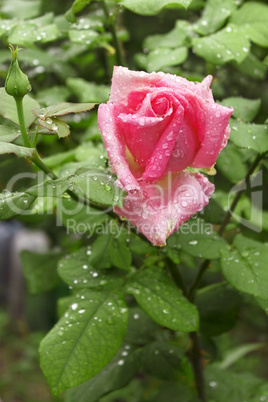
[102, 0, 125, 67]
[168, 151, 266, 402]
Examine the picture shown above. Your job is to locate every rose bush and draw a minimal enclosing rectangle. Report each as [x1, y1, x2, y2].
[98, 67, 233, 245]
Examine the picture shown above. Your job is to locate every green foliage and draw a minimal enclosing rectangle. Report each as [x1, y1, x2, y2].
[21, 250, 62, 294]
[167, 219, 229, 259]
[194, 0, 237, 36]
[195, 282, 241, 336]
[230, 2, 268, 47]
[120, 0, 194, 16]
[64, 344, 139, 402]
[0, 88, 39, 127]
[0, 0, 268, 400]
[126, 266, 199, 332]
[221, 234, 268, 299]
[0, 192, 35, 219]
[40, 289, 128, 394]
[0, 142, 35, 157]
[57, 247, 125, 289]
[192, 25, 250, 65]
[141, 341, 183, 380]
[229, 120, 268, 154]
[220, 97, 261, 123]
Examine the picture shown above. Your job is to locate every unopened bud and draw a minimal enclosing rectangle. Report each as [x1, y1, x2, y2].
[5, 45, 31, 99]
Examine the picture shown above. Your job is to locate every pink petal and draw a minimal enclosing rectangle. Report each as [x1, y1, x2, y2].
[109, 66, 162, 104]
[191, 103, 233, 168]
[114, 171, 214, 246]
[142, 104, 184, 181]
[98, 103, 140, 191]
[117, 92, 173, 169]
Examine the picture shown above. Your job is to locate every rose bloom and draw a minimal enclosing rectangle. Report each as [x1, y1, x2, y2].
[98, 67, 233, 246]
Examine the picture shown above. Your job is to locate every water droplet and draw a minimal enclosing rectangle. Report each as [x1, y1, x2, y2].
[209, 381, 217, 388]
[71, 303, 78, 310]
[189, 240, 198, 245]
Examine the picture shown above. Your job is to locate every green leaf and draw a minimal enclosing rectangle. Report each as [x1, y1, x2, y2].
[235, 52, 267, 80]
[0, 192, 35, 220]
[206, 365, 263, 402]
[220, 97, 261, 122]
[120, 0, 194, 16]
[26, 178, 70, 197]
[221, 234, 268, 298]
[64, 344, 138, 402]
[146, 47, 188, 72]
[195, 283, 241, 337]
[21, 250, 62, 294]
[216, 143, 248, 183]
[144, 20, 193, 50]
[37, 117, 70, 138]
[255, 296, 268, 315]
[230, 1, 268, 47]
[125, 306, 157, 344]
[141, 341, 182, 380]
[58, 247, 124, 289]
[90, 233, 113, 269]
[0, 88, 39, 128]
[42, 150, 76, 169]
[8, 23, 59, 46]
[218, 343, 265, 370]
[32, 102, 95, 118]
[126, 266, 199, 332]
[58, 198, 107, 236]
[40, 289, 128, 394]
[37, 86, 71, 106]
[1, 0, 41, 19]
[89, 226, 131, 271]
[167, 219, 229, 259]
[194, 0, 237, 36]
[0, 142, 35, 158]
[229, 120, 268, 154]
[65, 0, 94, 23]
[74, 142, 107, 165]
[67, 78, 110, 103]
[69, 29, 99, 46]
[0, 126, 21, 143]
[70, 171, 126, 209]
[154, 381, 198, 402]
[0, 20, 17, 37]
[109, 224, 132, 271]
[192, 25, 250, 65]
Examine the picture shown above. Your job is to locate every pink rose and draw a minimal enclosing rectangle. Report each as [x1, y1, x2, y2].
[98, 67, 233, 245]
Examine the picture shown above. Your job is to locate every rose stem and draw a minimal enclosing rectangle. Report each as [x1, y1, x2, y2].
[167, 151, 266, 402]
[101, 0, 125, 67]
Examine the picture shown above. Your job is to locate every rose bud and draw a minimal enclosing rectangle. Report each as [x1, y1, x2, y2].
[5, 45, 32, 100]
[98, 67, 233, 246]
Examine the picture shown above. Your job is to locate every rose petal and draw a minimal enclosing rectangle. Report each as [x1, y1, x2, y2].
[109, 66, 162, 104]
[98, 103, 140, 191]
[191, 103, 233, 168]
[142, 104, 184, 181]
[118, 92, 173, 169]
[114, 171, 214, 246]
